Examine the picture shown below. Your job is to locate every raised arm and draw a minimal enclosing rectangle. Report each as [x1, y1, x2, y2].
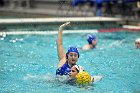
[56, 22, 70, 67]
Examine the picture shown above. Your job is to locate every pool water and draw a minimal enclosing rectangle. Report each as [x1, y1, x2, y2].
[0, 31, 140, 93]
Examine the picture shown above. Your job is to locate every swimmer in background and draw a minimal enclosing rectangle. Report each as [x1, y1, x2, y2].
[79, 34, 97, 51]
[56, 22, 80, 76]
[135, 38, 140, 48]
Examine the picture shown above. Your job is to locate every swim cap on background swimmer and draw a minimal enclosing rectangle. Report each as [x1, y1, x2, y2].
[87, 34, 96, 44]
[135, 38, 140, 43]
[66, 46, 79, 59]
[76, 71, 91, 86]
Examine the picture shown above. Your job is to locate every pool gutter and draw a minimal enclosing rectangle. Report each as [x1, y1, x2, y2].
[0, 17, 122, 25]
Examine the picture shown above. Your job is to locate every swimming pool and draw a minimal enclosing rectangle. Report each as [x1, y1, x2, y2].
[0, 31, 140, 93]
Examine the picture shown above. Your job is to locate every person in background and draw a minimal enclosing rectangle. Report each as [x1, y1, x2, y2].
[56, 22, 80, 76]
[0, 0, 4, 7]
[135, 38, 140, 48]
[80, 34, 97, 51]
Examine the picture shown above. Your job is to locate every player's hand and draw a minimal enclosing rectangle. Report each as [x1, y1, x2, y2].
[59, 22, 70, 31]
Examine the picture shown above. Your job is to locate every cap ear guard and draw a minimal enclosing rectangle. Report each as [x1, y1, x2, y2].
[66, 47, 79, 59]
[66, 52, 69, 59]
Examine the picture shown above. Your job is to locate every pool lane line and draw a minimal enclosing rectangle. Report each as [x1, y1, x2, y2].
[98, 28, 140, 32]
[0, 30, 98, 35]
[123, 25, 140, 30]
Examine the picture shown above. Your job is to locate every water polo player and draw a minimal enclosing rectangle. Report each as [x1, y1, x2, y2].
[135, 38, 140, 48]
[80, 34, 97, 51]
[56, 22, 80, 76]
[68, 64, 102, 86]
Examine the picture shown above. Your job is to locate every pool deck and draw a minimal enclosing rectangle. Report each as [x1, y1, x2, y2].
[0, 17, 122, 25]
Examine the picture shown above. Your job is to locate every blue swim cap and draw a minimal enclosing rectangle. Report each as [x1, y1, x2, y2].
[66, 46, 79, 59]
[87, 34, 96, 44]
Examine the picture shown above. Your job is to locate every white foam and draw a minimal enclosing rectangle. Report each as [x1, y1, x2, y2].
[93, 76, 103, 83]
